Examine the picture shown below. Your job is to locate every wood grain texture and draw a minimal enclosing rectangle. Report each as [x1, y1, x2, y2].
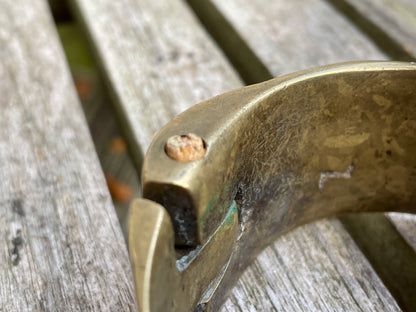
[343, 0, 416, 57]
[388, 212, 416, 259]
[70, 0, 410, 310]
[0, 1, 136, 311]
[57, 22, 141, 235]
[210, 0, 388, 76]
[76, 68, 141, 233]
[222, 219, 400, 311]
[387, 213, 416, 251]
[70, 0, 242, 164]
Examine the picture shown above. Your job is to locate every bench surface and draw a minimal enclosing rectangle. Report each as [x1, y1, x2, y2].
[0, 0, 135, 311]
[1, 0, 415, 311]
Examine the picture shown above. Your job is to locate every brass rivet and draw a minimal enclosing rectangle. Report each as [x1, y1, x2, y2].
[165, 133, 206, 162]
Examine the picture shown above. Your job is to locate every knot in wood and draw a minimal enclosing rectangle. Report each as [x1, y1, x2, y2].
[165, 133, 206, 162]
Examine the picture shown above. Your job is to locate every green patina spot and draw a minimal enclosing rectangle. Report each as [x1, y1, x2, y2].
[199, 195, 218, 223]
[199, 185, 235, 224]
[200, 197, 237, 228]
[223, 201, 237, 226]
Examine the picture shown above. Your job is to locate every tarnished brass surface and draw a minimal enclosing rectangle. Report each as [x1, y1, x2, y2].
[129, 62, 416, 312]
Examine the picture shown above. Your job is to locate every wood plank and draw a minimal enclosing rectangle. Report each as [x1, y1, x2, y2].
[0, 1, 136, 311]
[222, 220, 401, 311]
[70, 0, 242, 160]
[70, 0, 407, 310]
[209, 0, 388, 77]
[82, 70, 141, 232]
[341, 0, 416, 58]
[387, 213, 416, 251]
[57, 23, 141, 235]
[388, 213, 416, 255]
[74, 67, 142, 233]
[339, 213, 416, 310]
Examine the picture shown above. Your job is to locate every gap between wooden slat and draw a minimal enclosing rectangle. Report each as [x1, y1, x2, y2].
[47, 0, 71, 23]
[66, 0, 147, 177]
[54, 18, 142, 238]
[186, 0, 272, 84]
[340, 213, 416, 311]
[325, 0, 415, 62]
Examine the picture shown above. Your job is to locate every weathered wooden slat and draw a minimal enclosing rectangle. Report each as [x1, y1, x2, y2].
[85, 76, 142, 231]
[77, 68, 142, 231]
[57, 23, 141, 234]
[388, 214, 416, 257]
[70, 0, 408, 310]
[209, 0, 388, 76]
[0, 1, 136, 311]
[342, 0, 416, 58]
[222, 220, 401, 311]
[339, 213, 416, 311]
[70, 0, 242, 161]
[387, 213, 416, 251]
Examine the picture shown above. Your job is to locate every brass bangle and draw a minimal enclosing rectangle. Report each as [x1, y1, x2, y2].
[129, 61, 416, 312]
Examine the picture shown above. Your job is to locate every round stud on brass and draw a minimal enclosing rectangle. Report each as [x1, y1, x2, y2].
[165, 133, 206, 162]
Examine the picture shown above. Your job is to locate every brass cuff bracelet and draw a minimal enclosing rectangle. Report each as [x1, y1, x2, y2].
[128, 61, 416, 312]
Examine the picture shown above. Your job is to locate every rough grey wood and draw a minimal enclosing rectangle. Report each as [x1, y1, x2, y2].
[70, 0, 406, 311]
[222, 220, 400, 311]
[77, 68, 141, 232]
[344, 0, 416, 57]
[387, 213, 416, 251]
[70, 0, 242, 161]
[211, 0, 388, 77]
[0, 1, 136, 311]
[57, 21, 141, 235]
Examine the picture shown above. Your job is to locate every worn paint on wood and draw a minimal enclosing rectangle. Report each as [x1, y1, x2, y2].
[0, 0, 136, 311]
